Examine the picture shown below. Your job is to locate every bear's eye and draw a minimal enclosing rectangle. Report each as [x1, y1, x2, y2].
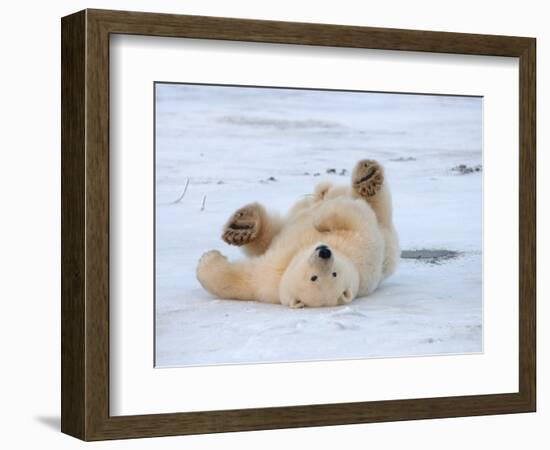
[310, 275, 318, 282]
[332, 272, 337, 277]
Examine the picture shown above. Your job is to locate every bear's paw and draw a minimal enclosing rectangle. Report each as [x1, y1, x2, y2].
[352, 159, 384, 197]
[222, 203, 263, 246]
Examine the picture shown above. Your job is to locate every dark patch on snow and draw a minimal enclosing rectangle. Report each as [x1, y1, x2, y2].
[401, 249, 461, 264]
[259, 176, 278, 184]
[305, 168, 348, 176]
[390, 156, 416, 162]
[421, 337, 443, 344]
[451, 164, 482, 174]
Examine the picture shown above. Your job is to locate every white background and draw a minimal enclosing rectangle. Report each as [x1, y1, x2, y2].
[0, 0, 546, 448]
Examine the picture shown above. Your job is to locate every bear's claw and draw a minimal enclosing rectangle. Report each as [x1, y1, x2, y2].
[352, 159, 384, 197]
[222, 203, 262, 246]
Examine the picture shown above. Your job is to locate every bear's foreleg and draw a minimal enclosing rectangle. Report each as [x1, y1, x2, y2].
[196, 250, 259, 301]
[222, 203, 283, 257]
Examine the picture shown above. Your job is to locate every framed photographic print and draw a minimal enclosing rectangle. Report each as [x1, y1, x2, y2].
[61, 9, 536, 441]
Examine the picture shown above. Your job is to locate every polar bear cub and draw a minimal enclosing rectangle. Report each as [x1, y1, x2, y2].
[196, 159, 399, 308]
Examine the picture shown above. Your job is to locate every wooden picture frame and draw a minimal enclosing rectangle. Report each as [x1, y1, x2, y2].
[61, 8, 536, 441]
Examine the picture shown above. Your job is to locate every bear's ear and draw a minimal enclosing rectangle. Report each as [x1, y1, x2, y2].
[288, 298, 306, 309]
[337, 289, 353, 305]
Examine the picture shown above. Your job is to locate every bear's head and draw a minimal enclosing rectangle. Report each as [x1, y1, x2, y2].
[279, 242, 359, 308]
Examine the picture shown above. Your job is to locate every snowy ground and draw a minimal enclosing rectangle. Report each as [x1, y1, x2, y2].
[154, 83, 482, 367]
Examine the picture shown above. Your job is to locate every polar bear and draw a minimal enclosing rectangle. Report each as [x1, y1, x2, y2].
[196, 159, 399, 308]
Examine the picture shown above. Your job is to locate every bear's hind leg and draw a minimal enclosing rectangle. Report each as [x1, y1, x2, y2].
[222, 203, 283, 257]
[351, 159, 399, 277]
[351, 159, 393, 228]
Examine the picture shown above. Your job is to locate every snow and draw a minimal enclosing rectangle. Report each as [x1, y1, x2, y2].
[154, 83, 482, 367]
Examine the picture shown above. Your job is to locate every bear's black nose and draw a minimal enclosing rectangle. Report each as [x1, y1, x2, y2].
[316, 245, 332, 259]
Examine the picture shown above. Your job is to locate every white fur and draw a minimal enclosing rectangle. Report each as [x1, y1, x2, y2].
[197, 161, 399, 307]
